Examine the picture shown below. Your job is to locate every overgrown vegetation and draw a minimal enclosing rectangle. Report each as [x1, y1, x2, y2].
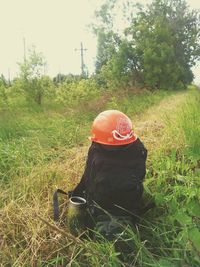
[0, 88, 170, 184]
[0, 86, 199, 266]
[93, 0, 200, 90]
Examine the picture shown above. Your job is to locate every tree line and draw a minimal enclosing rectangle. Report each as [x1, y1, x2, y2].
[95, 0, 200, 89]
[0, 0, 200, 106]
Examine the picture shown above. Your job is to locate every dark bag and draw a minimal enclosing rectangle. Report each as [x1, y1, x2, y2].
[73, 140, 147, 217]
[53, 140, 154, 238]
[87, 167, 144, 218]
[84, 143, 147, 220]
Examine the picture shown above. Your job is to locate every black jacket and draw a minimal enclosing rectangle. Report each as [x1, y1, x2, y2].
[73, 138, 147, 216]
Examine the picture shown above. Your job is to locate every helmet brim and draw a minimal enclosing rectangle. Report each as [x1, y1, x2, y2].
[89, 133, 137, 146]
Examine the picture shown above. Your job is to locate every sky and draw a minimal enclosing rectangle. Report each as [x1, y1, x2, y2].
[0, 0, 200, 83]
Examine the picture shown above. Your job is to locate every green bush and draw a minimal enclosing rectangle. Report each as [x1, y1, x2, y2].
[56, 77, 100, 106]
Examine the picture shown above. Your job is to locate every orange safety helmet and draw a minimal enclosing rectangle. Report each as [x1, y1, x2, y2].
[90, 110, 137, 145]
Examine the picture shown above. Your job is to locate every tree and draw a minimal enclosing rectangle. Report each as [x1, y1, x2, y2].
[95, 30, 121, 73]
[126, 0, 200, 89]
[18, 46, 47, 104]
[92, 0, 122, 73]
[0, 74, 8, 87]
[93, 0, 200, 90]
[98, 40, 139, 89]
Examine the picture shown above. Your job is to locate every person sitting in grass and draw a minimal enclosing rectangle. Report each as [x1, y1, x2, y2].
[71, 110, 149, 239]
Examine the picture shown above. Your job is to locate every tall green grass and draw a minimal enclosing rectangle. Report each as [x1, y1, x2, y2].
[0, 87, 199, 266]
[178, 88, 200, 158]
[141, 87, 200, 267]
[106, 89, 172, 117]
[71, 87, 200, 267]
[0, 89, 173, 184]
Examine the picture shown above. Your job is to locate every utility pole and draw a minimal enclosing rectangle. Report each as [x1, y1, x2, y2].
[75, 42, 87, 77]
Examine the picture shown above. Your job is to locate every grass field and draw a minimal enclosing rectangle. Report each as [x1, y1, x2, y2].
[0, 86, 199, 266]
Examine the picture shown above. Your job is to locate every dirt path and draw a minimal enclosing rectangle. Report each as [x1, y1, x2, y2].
[133, 91, 187, 150]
